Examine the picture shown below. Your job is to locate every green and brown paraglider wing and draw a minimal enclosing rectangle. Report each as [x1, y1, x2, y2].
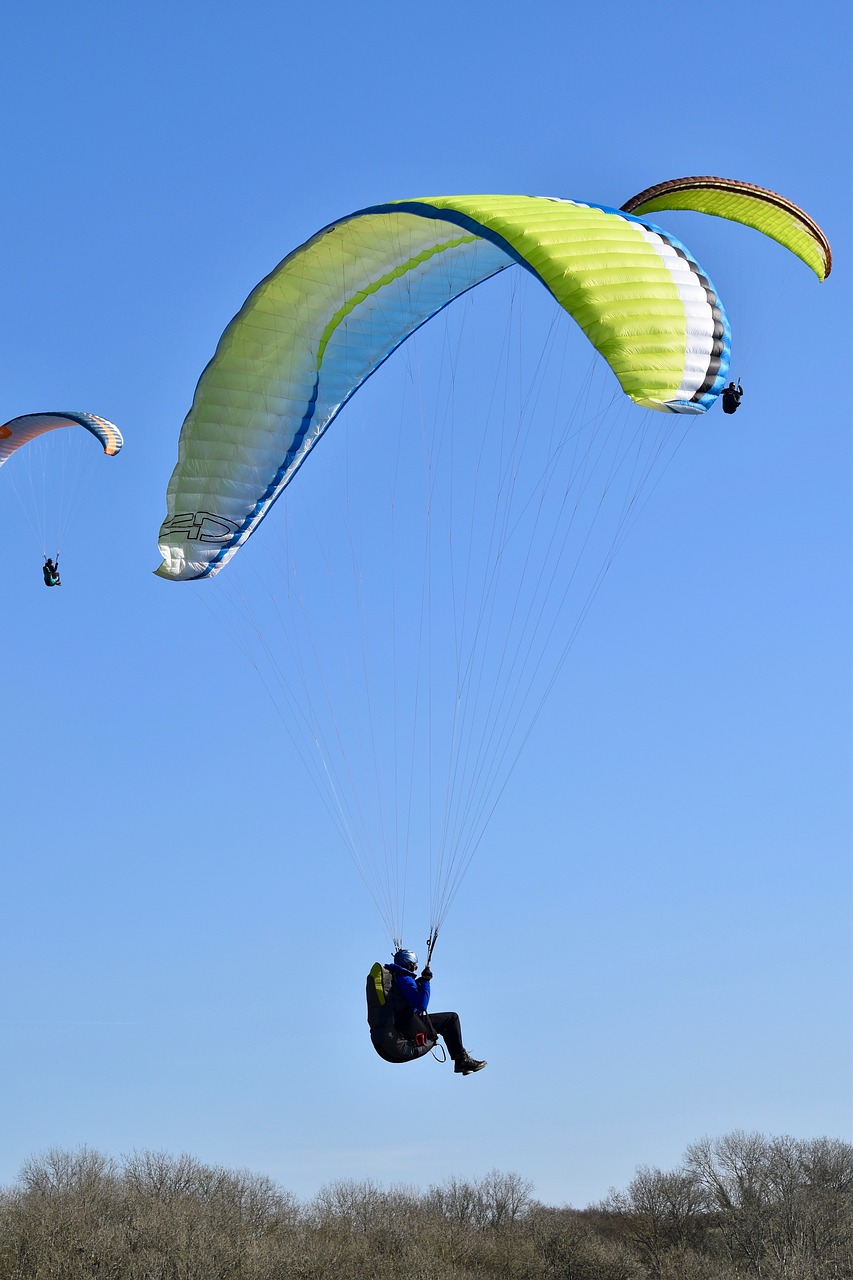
[621, 177, 832, 282]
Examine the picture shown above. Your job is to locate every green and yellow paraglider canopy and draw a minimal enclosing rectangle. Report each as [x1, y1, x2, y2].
[156, 182, 830, 583]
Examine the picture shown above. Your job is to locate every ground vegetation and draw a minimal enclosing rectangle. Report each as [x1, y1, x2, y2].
[0, 1132, 849, 1279]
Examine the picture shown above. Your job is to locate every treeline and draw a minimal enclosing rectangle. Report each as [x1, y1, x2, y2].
[0, 1131, 850, 1279]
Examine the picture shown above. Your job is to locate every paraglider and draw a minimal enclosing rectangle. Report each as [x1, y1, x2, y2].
[367, 949, 486, 1074]
[156, 183, 831, 1046]
[1, 410, 123, 580]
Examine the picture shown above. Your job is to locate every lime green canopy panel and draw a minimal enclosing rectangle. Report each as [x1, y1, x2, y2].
[157, 195, 729, 581]
[397, 196, 727, 405]
[621, 177, 832, 282]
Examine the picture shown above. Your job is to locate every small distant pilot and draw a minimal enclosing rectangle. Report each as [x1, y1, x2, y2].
[43, 557, 61, 587]
[722, 381, 744, 414]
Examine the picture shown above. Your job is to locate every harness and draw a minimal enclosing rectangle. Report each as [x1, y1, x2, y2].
[365, 962, 438, 1063]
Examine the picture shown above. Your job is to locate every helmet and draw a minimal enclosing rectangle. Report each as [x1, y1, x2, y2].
[393, 948, 418, 973]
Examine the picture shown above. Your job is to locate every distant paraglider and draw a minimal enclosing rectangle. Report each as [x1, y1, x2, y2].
[1, 410, 123, 580]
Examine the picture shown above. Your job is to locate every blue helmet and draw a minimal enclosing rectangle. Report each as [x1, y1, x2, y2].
[393, 948, 418, 973]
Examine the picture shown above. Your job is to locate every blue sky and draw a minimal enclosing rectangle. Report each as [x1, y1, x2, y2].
[1, 0, 850, 1207]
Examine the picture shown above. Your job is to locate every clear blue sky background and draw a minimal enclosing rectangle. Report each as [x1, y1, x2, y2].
[1, 0, 850, 1207]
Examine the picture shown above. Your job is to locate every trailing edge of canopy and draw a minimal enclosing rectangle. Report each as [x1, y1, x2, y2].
[156, 194, 730, 581]
[621, 176, 832, 282]
[0, 411, 123, 468]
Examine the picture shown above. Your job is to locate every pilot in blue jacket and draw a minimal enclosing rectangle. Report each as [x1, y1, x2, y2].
[382, 949, 487, 1075]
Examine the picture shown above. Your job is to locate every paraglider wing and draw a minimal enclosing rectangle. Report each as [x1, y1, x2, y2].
[0, 411, 123, 467]
[620, 177, 832, 282]
[156, 194, 731, 582]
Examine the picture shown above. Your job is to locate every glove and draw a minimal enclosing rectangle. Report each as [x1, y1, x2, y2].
[420, 965, 433, 981]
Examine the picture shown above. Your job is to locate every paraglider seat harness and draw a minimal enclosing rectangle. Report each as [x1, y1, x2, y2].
[366, 934, 447, 1063]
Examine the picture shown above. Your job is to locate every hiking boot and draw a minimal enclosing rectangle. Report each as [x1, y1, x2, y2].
[454, 1055, 487, 1075]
